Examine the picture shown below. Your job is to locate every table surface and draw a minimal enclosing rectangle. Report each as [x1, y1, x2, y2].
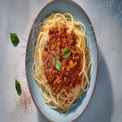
[0, 0, 122, 122]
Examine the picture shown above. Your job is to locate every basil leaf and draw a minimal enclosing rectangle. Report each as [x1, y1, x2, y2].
[63, 49, 71, 58]
[10, 33, 19, 46]
[55, 59, 62, 71]
[15, 79, 22, 96]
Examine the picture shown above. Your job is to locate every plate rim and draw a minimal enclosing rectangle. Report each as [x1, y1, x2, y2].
[25, 0, 98, 121]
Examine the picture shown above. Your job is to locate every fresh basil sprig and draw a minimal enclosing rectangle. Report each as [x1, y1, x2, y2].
[10, 33, 19, 46]
[55, 59, 62, 71]
[63, 49, 71, 58]
[15, 79, 22, 96]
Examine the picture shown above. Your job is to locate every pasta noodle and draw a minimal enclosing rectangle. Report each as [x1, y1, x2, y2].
[33, 13, 92, 114]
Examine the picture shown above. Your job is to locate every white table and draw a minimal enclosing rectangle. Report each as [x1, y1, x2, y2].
[0, 0, 122, 122]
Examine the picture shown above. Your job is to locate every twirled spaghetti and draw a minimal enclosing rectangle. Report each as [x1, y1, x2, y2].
[33, 13, 92, 114]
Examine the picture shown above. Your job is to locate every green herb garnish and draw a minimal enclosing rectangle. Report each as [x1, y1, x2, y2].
[55, 59, 62, 71]
[10, 33, 19, 46]
[63, 49, 71, 58]
[15, 79, 22, 96]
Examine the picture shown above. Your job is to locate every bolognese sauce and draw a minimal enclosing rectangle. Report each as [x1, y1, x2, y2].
[42, 26, 82, 93]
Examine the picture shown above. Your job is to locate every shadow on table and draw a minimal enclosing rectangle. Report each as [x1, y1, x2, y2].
[76, 49, 113, 122]
[37, 48, 113, 122]
[37, 110, 47, 122]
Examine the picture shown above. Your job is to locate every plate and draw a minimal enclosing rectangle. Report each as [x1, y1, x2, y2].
[26, 0, 98, 121]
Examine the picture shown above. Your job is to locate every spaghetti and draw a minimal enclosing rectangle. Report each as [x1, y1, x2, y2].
[33, 13, 92, 114]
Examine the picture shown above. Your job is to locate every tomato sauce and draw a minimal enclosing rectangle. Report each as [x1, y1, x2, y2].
[42, 26, 82, 93]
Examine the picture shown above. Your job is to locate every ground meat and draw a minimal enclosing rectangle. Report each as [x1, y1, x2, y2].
[42, 25, 82, 93]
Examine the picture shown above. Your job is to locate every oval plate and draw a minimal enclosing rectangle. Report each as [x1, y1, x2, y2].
[26, 0, 98, 121]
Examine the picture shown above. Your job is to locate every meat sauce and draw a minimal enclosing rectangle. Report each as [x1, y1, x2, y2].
[42, 26, 82, 93]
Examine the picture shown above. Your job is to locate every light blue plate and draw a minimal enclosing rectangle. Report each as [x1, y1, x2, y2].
[26, 0, 98, 121]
